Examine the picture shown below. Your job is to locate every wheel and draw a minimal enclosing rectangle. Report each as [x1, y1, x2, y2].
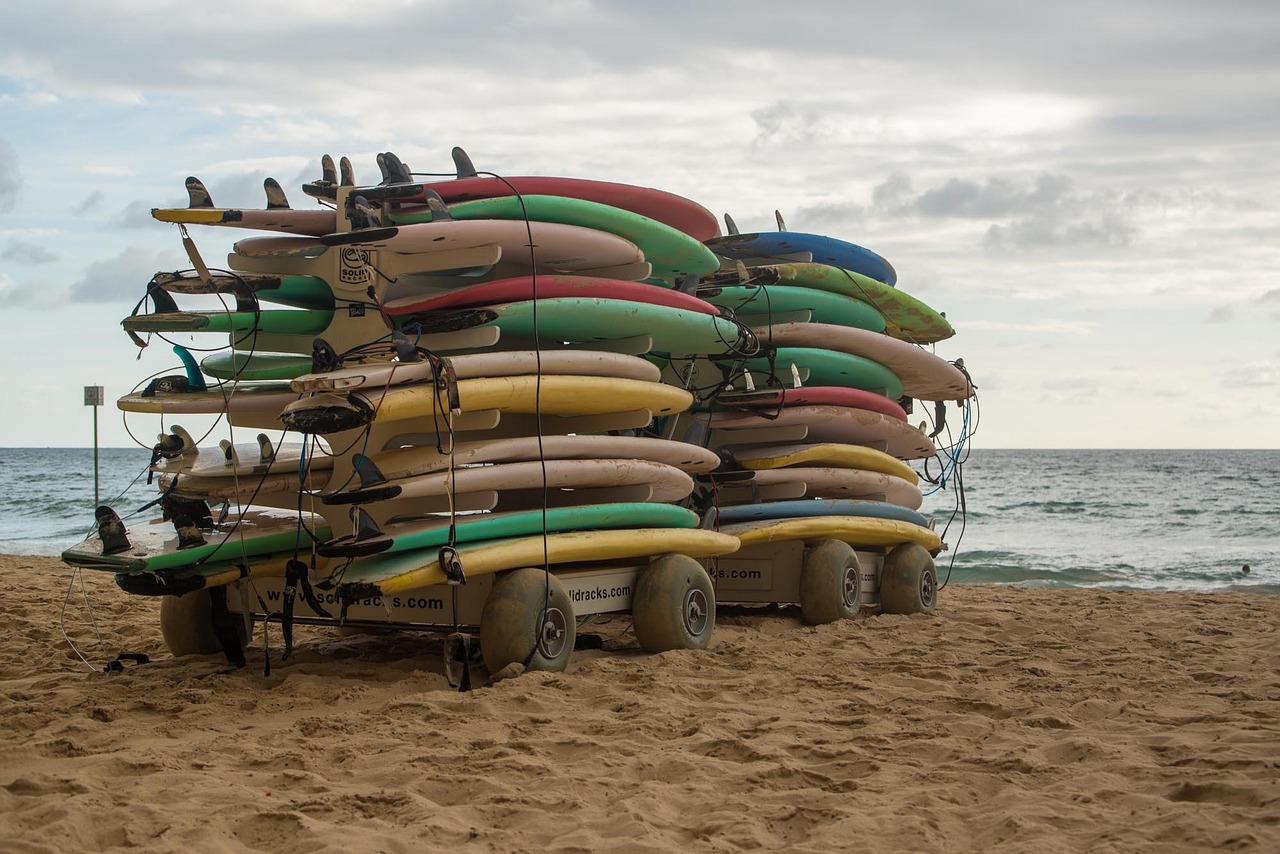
[480, 569, 576, 673]
[632, 554, 715, 653]
[159, 588, 250, 657]
[880, 543, 938, 615]
[799, 538, 862, 625]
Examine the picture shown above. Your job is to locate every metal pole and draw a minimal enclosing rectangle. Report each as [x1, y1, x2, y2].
[85, 386, 104, 508]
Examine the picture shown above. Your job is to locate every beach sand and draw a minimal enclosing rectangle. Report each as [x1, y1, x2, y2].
[2, 554, 1278, 853]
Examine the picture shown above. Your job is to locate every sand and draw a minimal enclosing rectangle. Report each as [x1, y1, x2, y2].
[1, 554, 1278, 853]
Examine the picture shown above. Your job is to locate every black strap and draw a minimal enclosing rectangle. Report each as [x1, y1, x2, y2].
[208, 586, 247, 668]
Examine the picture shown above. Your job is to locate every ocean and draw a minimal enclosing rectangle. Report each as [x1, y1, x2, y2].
[1, 447, 1275, 594]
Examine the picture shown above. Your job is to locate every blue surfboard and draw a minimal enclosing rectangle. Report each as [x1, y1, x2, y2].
[706, 231, 897, 286]
[708, 499, 929, 528]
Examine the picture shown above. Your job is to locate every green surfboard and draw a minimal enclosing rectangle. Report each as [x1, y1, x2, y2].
[758, 263, 954, 343]
[727, 346, 904, 398]
[480, 297, 751, 356]
[391, 194, 721, 283]
[704, 285, 887, 333]
[324, 502, 698, 558]
[202, 351, 312, 381]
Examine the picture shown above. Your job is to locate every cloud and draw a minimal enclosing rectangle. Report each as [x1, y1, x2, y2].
[116, 199, 165, 229]
[68, 246, 184, 304]
[1259, 289, 1280, 303]
[1222, 362, 1280, 388]
[74, 190, 105, 215]
[1, 239, 59, 265]
[0, 138, 19, 212]
[1207, 306, 1234, 323]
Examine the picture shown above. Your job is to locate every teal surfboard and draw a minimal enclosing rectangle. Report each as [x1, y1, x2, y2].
[391, 194, 722, 283]
[322, 502, 699, 558]
[704, 285, 886, 333]
[727, 347, 903, 399]
[202, 351, 312, 381]
[477, 297, 750, 356]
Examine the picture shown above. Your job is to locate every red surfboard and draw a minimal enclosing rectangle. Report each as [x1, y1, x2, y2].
[360, 176, 719, 242]
[716, 386, 908, 422]
[382, 275, 722, 317]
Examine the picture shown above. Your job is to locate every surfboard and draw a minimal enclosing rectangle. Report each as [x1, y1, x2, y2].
[713, 467, 923, 509]
[319, 220, 647, 276]
[61, 507, 330, 574]
[472, 298, 749, 356]
[757, 322, 971, 401]
[371, 434, 722, 480]
[727, 348, 904, 399]
[291, 348, 663, 393]
[715, 386, 908, 423]
[382, 275, 721, 318]
[320, 502, 700, 558]
[201, 352, 318, 382]
[233, 235, 330, 259]
[731, 442, 919, 485]
[702, 286, 886, 333]
[739, 264, 954, 344]
[151, 271, 335, 311]
[334, 527, 740, 597]
[281, 374, 695, 431]
[706, 231, 897, 286]
[117, 383, 299, 415]
[153, 436, 333, 478]
[152, 205, 337, 236]
[409, 195, 723, 282]
[709, 498, 930, 528]
[122, 309, 333, 337]
[718, 516, 942, 552]
[157, 468, 331, 501]
[712, 405, 937, 460]
[360, 175, 720, 242]
[321, 458, 694, 506]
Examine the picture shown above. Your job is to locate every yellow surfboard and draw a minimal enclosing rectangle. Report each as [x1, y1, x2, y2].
[336, 527, 740, 595]
[288, 374, 695, 426]
[719, 515, 941, 551]
[733, 442, 920, 485]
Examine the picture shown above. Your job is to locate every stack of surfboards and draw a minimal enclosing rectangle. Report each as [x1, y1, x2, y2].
[654, 221, 976, 615]
[72, 148, 784, 668]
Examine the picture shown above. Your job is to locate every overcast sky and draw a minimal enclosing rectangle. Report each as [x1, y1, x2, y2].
[1, 0, 1277, 448]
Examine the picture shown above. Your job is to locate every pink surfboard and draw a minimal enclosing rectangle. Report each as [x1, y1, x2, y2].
[716, 386, 907, 422]
[382, 275, 721, 317]
[318, 220, 645, 274]
[712, 404, 937, 460]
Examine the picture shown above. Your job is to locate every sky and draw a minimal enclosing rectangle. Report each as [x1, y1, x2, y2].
[1, 0, 1277, 449]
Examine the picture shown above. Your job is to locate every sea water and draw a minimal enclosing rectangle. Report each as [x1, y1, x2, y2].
[1, 447, 1276, 593]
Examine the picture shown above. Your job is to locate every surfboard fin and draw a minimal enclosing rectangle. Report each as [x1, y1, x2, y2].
[303, 155, 339, 200]
[264, 177, 290, 210]
[185, 177, 213, 209]
[676, 274, 700, 295]
[160, 495, 210, 550]
[340, 156, 354, 187]
[452, 146, 478, 179]
[351, 506, 383, 542]
[424, 189, 452, 221]
[351, 453, 389, 488]
[219, 439, 240, 469]
[775, 210, 787, 231]
[311, 337, 342, 373]
[724, 213, 739, 236]
[348, 194, 380, 230]
[94, 506, 132, 555]
[381, 151, 413, 184]
[256, 433, 275, 465]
